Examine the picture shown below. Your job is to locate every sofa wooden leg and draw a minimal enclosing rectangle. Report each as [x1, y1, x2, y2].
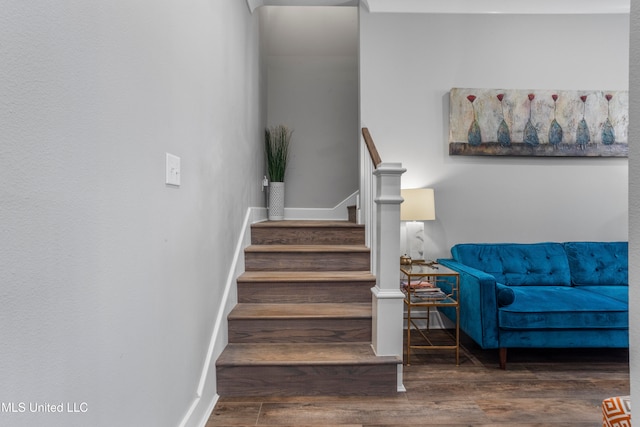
[499, 348, 507, 369]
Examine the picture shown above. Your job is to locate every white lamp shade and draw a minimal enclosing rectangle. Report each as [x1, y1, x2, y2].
[401, 188, 435, 221]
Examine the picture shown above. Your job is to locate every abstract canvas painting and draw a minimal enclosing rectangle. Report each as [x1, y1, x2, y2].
[449, 88, 628, 157]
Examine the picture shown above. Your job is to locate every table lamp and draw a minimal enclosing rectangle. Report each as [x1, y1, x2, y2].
[401, 188, 436, 262]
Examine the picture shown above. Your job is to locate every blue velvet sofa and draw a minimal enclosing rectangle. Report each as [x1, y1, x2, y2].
[437, 242, 628, 368]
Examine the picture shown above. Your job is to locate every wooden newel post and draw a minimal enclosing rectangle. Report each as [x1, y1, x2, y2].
[371, 162, 406, 391]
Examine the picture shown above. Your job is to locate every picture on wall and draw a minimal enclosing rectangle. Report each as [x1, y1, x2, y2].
[448, 88, 628, 157]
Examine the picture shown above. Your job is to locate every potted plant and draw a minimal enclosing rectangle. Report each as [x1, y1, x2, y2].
[265, 124, 292, 220]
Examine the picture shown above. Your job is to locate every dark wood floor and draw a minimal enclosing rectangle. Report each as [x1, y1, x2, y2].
[207, 331, 630, 426]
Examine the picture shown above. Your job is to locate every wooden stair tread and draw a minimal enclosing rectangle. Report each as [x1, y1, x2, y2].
[245, 244, 370, 253]
[217, 342, 400, 366]
[252, 220, 364, 229]
[229, 303, 371, 319]
[217, 219, 396, 397]
[238, 271, 375, 283]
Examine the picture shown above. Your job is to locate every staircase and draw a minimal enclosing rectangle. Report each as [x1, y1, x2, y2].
[215, 220, 401, 396]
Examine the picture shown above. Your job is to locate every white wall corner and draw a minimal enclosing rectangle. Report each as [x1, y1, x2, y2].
[252, 207, 268, 223]
[247, 0, 264, 13]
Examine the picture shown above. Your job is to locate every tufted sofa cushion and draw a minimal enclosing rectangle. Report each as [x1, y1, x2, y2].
[564, 241, 628, 286]
[451, 243, 571, 287]
[498, 286, 628, 329]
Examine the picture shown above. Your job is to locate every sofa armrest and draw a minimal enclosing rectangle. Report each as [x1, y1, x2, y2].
[437, 258, 500, 349]
[496, 283, 516, 307]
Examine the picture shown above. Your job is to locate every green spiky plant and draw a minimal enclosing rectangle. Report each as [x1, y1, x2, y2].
[265, 125, 292, 182]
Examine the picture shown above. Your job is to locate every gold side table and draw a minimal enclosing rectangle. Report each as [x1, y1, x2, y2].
[400, 263, 460, 365]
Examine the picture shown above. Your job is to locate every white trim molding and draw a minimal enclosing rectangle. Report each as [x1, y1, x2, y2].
[247, 0, 358, 13]
[178, 208, 256, 427]
[370, 162, 406, 391]
[249, 0, 629, 15]
[177, 196, 358, 427]
[361, 0, 629, 14]
[282, 191, 358, 221]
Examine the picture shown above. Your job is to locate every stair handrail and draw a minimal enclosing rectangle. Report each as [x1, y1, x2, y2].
[359, 128, 378, 270]
[362, 127, 382, 169]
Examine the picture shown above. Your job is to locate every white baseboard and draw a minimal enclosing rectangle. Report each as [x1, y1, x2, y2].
[404, 308, 450, 329]
[177, 193, 361, 427]
[282, 192, 358, 220]
[178, 207, 256, 427]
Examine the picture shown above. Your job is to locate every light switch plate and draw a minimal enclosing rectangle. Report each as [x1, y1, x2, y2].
[166, 153, 181, 186]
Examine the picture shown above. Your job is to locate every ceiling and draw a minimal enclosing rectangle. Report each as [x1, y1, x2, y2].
[256, 0, 629, 57]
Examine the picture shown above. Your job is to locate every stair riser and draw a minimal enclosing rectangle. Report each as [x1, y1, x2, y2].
[251, 227, 365, 245]
[216, 364, 397, 396]
[215, 220, 399, 397]
[347, 205, 357, 223]
[228, 319, 372, 343]
[237, 281, 374, 304]
[245, 252, 370, 271]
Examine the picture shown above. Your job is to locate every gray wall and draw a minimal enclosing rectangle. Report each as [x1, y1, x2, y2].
[0, 2, 264, 426]
[360, 9, 629, 260]
[262, 6, 359, 208]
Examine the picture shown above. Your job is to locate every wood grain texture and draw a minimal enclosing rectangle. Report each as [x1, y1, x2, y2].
[237, 271, 375, 303]
[245, 244, 370, 253]
[244, 245, 370, 271]
[216, 343, 400, 396]
[217, 342, 399, 366]
[228, 303, 372, 343]
[252, 220, 364, 228]
[209, 332, 630, 426]
[216, 363, 397, 397]
[238, 271, 376, 283]
[215, 220, 398, 397]
[252, 221, 365, 245]
[347, 205, 357, 223]
[229, 303, 371, 319]
[362, 127, 382, 167]
[237, 281, 373, 304]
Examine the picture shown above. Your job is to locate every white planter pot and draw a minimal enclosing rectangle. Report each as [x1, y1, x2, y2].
[268, 181, 285, 221]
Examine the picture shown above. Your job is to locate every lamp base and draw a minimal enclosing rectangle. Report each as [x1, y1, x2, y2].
[405, 221, 425, 260]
